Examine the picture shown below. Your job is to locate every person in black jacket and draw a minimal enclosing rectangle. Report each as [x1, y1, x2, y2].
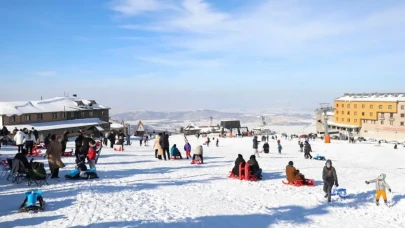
[44, 134, 51, 148]
[248, 155, 262, 179]
[263, 142, 270, 153]
[108, 131, 116, 148]
[61, 131, 69, 153]
[159, 132, 170, 160]
[117, 131, 125, 149]
[81, 135, 93, 158]
[14, 148, 31, 169]
[304, 141, 313, 159]
[2, 126, 9, 146]
[299, 141, 304, 152]
[32, 127, 39, 143]
[322, 159, 338, 203]
[253, 136, 260, 157]
[75, 131, 84, 160]
[231, 154, 245, 176]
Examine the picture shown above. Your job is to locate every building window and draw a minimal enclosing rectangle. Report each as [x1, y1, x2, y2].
[354, 104, 357, 108]
[9, 116, 15, 123]
[37, 114, 43, 120]
[81, 112, 85, 117]
[354, 119, 357, 123]
[379, 105, 382, 109]
[388, 105, 393, 109]
[362, 104, 365, 108]
[101, 111, 105, 116]
[24, 115, 31, 121]
[354, 111, 357, 115]
[362, 112, 365, 116]
[347, 104, 350, 108]
[390, 113, 394, 118]
[347, 118, 350, 122]
[335, 111, 338, 115]
[401, 122, 404, 126]
[52, 113, 58, 119]
[373, 120, 377, 124]
[380, 113, 384, 118]
[363, 120, 366, 123]
[336, 104, 339, 108]
[342, 118, 344, 121]
[370, 105, 374, 109]
[401, 105, 404, 110]
[347, 111, 350, 115]
[390, 121, 394, 125]
[89, 111, 93, 117]
[370, 112, 373, 116]
[381, 120, 384, 125]
[401, 114, 405, 118]
[342, 104, 345, 108]
[342, 111, 344, 115]
[70, 112, 75, 118]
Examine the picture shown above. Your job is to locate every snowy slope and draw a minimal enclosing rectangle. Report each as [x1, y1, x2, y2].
[1, 134, 405, 228]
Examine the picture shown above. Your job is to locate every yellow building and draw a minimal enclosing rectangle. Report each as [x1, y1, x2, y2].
[330, 93, 405, 141]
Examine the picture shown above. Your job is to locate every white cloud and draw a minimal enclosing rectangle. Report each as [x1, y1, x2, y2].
[35, 71, 56, 77]
[109, 0, 178, 15]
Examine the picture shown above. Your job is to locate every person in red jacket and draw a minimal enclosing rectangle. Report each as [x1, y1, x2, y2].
[87, 140, 97, 169]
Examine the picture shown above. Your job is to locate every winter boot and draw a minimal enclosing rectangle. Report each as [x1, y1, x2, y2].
[376, 200, 380, 206]
[384, 200, 388, 206]
[324, 194, 328, 198]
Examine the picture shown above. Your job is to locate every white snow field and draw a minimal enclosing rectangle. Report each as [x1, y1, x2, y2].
[1, 135, 405, 228]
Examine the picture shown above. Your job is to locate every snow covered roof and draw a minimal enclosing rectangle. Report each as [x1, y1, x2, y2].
[327, 121, 361, 129]
[110, 123, 124, 129]
[0, 96, 109, 116]
[336, 93, 405, 102]
[5, 118, 108, 132]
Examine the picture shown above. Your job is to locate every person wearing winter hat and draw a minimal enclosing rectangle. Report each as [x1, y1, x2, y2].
[322, 159, 338, 203]
[231, 154, 246, 177]
[248, 154, 262, 179]
[365, 173, 392, 206]
[286, 161, 306, 184]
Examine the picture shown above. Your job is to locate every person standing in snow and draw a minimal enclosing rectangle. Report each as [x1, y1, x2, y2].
[206, 137, 210, 147]
[24, 131, 35, 156]
[304, 141, 313, 159]
[2, 126, 10, 146]
[32, 127, 39, 144]
[216, 138, 219, 147]
[61, 131, 69, 154]
[139, 136, 143, 146]
[108, 131, 116, 148]
[14, 130, 26, 153]
[277, 143, 282, 154]
[159, 132, 170, 160]
[44, 134, 65, 178]
[184, 142, 191, 159]
[263, 142, 269, 153]
[145, 135, 149, 146]
[253, 136, 260, 157]
[365, 174, 392, 206]
[322, 159, 338, 203]
[75, 130, 84, 160]
[299, 141, 304, 152]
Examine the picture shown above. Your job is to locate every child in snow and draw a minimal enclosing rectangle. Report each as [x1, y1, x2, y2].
[170, 144, 182, 159]
[278, 144, 282, 154]
[322, 159, 338, 203]
[87, 140, 97, 169]
[184, 142, 191, 159]
[299, 142, 304, 152]
[365, 174, 392, 206]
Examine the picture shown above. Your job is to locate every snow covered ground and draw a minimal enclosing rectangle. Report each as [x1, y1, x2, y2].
[1, 134, 405, 228]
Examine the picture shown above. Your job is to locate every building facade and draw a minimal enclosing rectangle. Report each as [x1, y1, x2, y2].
[0, 96, 110, 138]
[318, 93, 405, 141]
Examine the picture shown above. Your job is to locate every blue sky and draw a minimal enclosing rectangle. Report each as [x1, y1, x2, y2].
[1, 0, 405, 113]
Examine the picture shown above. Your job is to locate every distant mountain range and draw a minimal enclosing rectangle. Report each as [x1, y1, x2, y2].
[112, 109, 314, 124]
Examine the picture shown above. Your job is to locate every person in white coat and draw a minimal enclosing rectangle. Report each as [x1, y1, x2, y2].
[25, 131, 35, 156]
[14, 130, 26, 153]
[192, 145, 204, 164]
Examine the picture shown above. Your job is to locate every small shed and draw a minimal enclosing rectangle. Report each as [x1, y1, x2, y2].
[134, 121, 146, 136]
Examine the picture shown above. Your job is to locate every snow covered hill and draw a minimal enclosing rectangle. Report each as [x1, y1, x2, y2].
[1, 135, 404, 227]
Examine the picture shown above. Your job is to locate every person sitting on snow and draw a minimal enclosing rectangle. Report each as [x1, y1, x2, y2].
[365, 173, 392, 206]
[170, 144, 182, 159]
[231, 154, 245, 177]
[263, 142, 269, 153]
[192, 145, 203, 163]
[286, 161, 306, 184]
[248, 155, 262, 180]
[76, 154, 88, 178]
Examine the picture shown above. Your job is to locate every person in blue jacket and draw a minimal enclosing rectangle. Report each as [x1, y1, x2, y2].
[170, 144, 183, 159]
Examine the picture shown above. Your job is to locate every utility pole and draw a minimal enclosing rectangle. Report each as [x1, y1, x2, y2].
[317, 103, 333, 144]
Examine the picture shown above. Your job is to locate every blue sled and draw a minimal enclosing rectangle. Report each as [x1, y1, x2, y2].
[314, 155, 326, 160]
[332, 188, 347, 198]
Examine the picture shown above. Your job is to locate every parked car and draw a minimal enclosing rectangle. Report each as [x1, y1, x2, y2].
[356, 137, 366, 142]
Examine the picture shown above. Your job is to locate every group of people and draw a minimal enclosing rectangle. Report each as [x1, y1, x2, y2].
[299, 140, 313, 159]
[252, 136, 282, 157]
[231, 154, 262, 180]
[12, 128, 39, 156]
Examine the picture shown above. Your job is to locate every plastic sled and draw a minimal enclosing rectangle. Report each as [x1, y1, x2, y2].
[29, 148, 42, 157]
[170, 155, 182, 160]
[65, 169, 99, 180]
[62, 149, 74, 157]
[282, 179, 316, 187]
[19, 190, 45, 212]
[191, 159, 202, 164]
[113, 145, 124, 151]
[314, 155, 326, 160]
[229, 163, 258, 181]
[332, 188, 347, 198]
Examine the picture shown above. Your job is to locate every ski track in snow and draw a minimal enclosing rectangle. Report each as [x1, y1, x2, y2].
[1, 135, 405, 228]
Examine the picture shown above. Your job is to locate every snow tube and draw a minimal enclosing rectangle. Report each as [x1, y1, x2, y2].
[65, 169, 99, 180]
[19, 190, 45, 212]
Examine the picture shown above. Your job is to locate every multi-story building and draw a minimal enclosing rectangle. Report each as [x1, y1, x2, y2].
[317, 93, 405, 141]
[0, 95, 110, 139]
